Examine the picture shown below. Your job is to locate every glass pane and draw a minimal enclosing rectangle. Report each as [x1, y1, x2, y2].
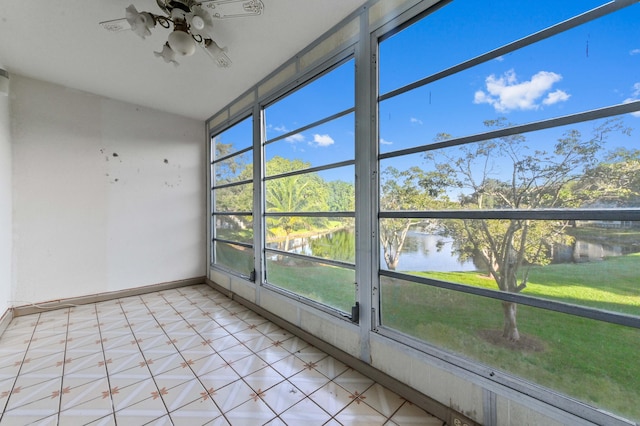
[379, 0, 610, 95]
[266, 227, 355, 264]
[215, 215, 253, 244]
[265, 59, 354, 141]
[380, 4, 640, 154]
[212, 116, 253, 158]
[265, 113, 354, 175]
[214, 183, 253, 213]
[214, 151, 253, 185]
[380, 117, 638, 210]
[214, 242, 254, 276]
[379, 218, 640, 316]
[266, 254, 355, 313]
[266, 166, 355, 213]
[380, 276, 640, 423]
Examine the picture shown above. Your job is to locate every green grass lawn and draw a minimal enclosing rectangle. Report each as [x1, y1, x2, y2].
[387, 253, 640, 422]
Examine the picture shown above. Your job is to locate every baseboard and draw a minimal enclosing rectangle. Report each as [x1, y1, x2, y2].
[0, 307, 14, 337]
[204, 277, 473, 426]
[13, 276, 206, 317]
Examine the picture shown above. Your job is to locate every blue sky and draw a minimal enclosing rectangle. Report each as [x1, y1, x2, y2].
[216, 0, 640, 186]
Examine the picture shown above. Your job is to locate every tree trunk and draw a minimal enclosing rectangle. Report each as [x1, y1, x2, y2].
[501, 301, 520, 341]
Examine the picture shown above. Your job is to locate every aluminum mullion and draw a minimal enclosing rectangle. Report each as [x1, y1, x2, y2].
[212, 211, 253, 216]
[264, 159, 355, 181]
[379, 101, 640, 160]
[379, 208, 640, 221]
[264, 107, 355, 146]
[212, 178, 253, 190]
[213, 238, 253, 249]
[212, 145, 253, 164]
[264, 211, 355, 218]
[378, 0, 637, 102]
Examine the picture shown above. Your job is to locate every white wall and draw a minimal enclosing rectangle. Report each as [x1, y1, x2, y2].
[0, 68, 11, 315]
[10, 75, 205, 304]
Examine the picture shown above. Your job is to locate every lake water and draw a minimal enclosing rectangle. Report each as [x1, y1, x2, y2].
[276, 228, 639, 272]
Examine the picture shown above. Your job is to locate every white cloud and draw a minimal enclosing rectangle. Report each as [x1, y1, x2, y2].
[312, 134, 335, 147]
[543, 89, 571, 105]
[630, 49, 640, 56]
[274, 125, 288, 133]
[380, 138, 393, 145]
[285, 133, 305, 143]
[474, 69, 569, 112]
[410, 117, 423, 125]
[623, 82, 640, 117]
[494, 56, 505, 62]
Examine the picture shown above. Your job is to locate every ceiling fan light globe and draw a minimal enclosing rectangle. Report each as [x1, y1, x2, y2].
[168, 30, 196, 56]
[192, 15, 206, 31]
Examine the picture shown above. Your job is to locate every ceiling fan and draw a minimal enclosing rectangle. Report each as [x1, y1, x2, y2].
[99, 0, 264, 67]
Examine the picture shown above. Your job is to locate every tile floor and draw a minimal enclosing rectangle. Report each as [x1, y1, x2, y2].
[0, 285, 443, 425]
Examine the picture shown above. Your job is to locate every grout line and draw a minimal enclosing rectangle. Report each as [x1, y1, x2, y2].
[94, 303, 117, 423]
[0, 312, 40, 421]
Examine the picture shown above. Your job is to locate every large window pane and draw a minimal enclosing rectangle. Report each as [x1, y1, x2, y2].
[380, 276, 640, 422]
[379, 0, 610, 95]
[380, 218, 640, 316]
[212, 116, 253, 158]
[266, 166, 355, 214]
[214, 242, 254, 277]
[212, 116, 254, 275]
[266, 254, 355, 313]
[214, 153, 252, 185]
[380, 118, 639, 210]
[215, 215, 254, 244]
[214, 183, 253, 213]
[265, 60, 354, 140]
[265, 113, 354, 175]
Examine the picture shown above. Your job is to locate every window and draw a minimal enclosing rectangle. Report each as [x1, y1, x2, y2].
[208, 1, 640, 423]
[262, 59, 356, 314]
[377, 0, 640, 422]
[211, 116, 254, 277]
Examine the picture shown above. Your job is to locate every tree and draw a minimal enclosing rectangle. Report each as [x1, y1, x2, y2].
[424, 119, 629, 341]
[575, 147, 640, 207]
[379, 166, 446, 270]
[265, 157, 329, 251]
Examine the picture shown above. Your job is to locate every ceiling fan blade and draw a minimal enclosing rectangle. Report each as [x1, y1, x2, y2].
[201, 40, 232, 68]
[99, 18, 130, 32]
[198, 0, 264, 18]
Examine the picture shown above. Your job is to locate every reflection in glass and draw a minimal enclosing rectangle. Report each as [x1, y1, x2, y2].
[379, 218, 640, 316]
[214, 242, 253, 276]
[265, 60, 354, 141]
[379, 276, 640, 422]
[266, 254, 355, 313]
[215, 215, 253, 243]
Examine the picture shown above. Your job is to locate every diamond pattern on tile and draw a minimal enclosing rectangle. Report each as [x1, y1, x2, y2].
[308, 380, 354, 416]
[280, 397, 331, 425]
[225, 397, 276, 426]
[0, 285, 445, 426]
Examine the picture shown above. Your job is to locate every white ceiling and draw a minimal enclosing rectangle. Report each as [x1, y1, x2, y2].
[0, 0, 367, 120]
